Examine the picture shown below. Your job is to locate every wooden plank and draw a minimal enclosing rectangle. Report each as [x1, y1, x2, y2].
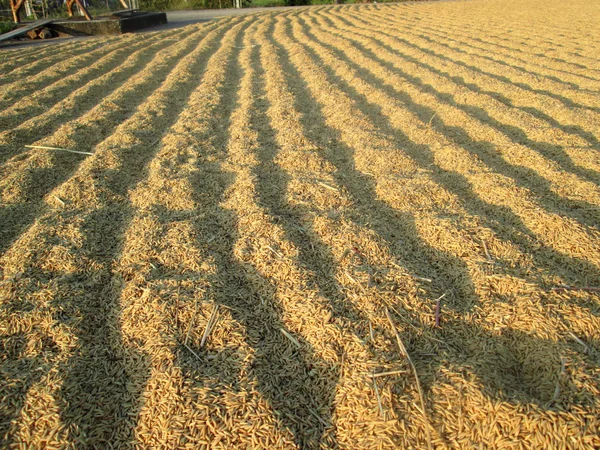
[0, 18, 53, 42]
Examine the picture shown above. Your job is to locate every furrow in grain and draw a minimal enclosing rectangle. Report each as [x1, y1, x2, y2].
[0, 23, 230, 257]
[0, 18, 244, 447]
[306, 10, 600, 227]
[1, 2, 599, 449]
[0, 37, 111, 79]
[113, 18, 281, 449]
[0, 21, 226, 167]
[322, 9, 600, 174]
[387, 2, 600, 62]
[293, 12, 600, 286]
[398, 2, 600, 66]
[250, 16, 407, 448]
[0, 27, 189, 131]
[275, 10, 600, 447]
[381, 8, 600, 83]
[274, 12, 479, 447]
[0, 31, 173, 110]
[0, 37, 120, 80]
[336, 9, 600, 116]
[320, 9, 600, 173]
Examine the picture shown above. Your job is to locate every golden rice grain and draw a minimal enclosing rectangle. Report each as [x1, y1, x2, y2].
[1, 0, 599, 448]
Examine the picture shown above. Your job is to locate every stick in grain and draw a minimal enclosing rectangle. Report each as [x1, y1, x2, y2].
[373, 370, 407, 378]
[317, 181, 338, 191]
[25, 144, 94, 155]
[385, 308, 433, 450]
[280, 328, 302, 348]
[568, 332, 590, 354]
[550, 356, 567, 405]
[434, 293, 445, 328]
[200, 304, 219, 348]
[427, 113, 437, 127]
[481, 239, 493, 262]
[308, 407, 329, 427]
[184, 342, 202, 361]
[552, 285, 600, 293]
[372, 373, 385, 419]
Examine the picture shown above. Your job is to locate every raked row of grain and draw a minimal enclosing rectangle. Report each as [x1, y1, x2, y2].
[1, 0, 599, 447]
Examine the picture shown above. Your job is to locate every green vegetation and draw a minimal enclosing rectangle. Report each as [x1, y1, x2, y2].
[246, 0, 286, 7]
[0, 21, 16, 33]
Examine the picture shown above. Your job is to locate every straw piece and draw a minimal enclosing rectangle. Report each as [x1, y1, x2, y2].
[175, 287, 180, 332]
[568, 332, 590, 354]
[373, 370, 407, 378]
[550, 356, 567, 405]
[385, 308, 433, 450]
[344, 270, 361, 288]
[391, 262, 432, 283]
[372, 373, 385, 419]
[481, 239, 493, 262]
[551, 285, 600, 293]
[280, 328, 301, 348]
[183, 342, 202, 361]
[266, 245, 283, 258]
[308, 407, 329, 427]
[434, 293, 445, 328]
[200, 304, 219, 348]
[317, 181, 338, 191]
[53, 195, 65, 206]
[185, 297, 199, 346]
[427, 113, 437, 127]
[25, 145, 94, 156]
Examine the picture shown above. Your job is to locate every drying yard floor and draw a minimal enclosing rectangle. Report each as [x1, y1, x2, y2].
[1, 0, 599, 447]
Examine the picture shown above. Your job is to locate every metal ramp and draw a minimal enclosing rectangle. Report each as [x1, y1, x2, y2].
[0, 18, 53, 42]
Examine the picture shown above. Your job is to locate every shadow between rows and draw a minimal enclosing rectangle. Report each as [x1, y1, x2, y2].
[0, 25, 229, 258]
[324, 9, 600, 151]
[251, 39, 382, 444]
[371, 13, 599, 154]
[0, 32, 178, 131]
[389, 13, 600, 86]
[0, 37, 121, 86]
[316, 10, 600, 179]
[0, 310, 57, 446]
[0, 140, 155, 448]
[251, 42, 376, 342]
[1, 40, 191, 141]
[307, 11, 600, 233]
[271, 17, 598, 412]
[175, 32, 337, 448]
[349, 9, 600, 153]
[296, 14, 600, 309]
[367, 7, 600, 83]
[251, 33, 463, 444]
[461, 27, 600, 78]
[0, 20, 244, 447]
[333, 10, 600, 116]
[0, 27, 195, 162]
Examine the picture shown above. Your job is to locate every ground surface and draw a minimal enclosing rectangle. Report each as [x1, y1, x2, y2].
[164, 6, 308, 26]
[150, 7, 313, 31]
[1, 0, 600, 448]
